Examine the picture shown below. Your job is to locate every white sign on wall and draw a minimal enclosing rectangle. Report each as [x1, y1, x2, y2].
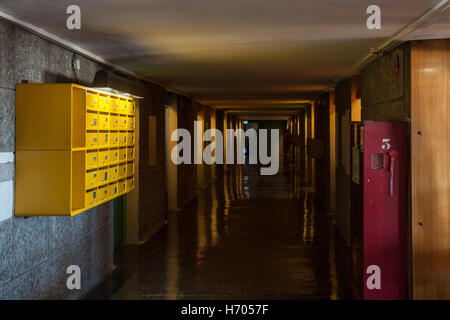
[0, 152, 14, 222]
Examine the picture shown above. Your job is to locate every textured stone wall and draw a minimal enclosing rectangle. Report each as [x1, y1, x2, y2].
[361, 43, 411, 121]
[0, 20, 113, 299]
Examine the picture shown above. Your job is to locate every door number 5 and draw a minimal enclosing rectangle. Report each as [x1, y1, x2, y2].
[382, 139, 391, 150]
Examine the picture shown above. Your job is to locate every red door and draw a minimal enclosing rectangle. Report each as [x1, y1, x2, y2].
[363, 121, 407, 300]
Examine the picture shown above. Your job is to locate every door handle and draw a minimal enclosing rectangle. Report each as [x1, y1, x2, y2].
[388, 150, 398, 197]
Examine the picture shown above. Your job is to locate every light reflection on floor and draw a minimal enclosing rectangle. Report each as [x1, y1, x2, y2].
[86, 163, 352, 300]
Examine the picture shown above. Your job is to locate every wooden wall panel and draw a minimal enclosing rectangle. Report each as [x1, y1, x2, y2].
[411, 39, 450, 299]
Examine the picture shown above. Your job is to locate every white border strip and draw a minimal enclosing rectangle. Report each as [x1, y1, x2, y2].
[0, 180, 13, 222]
[0, 152, 14, 164]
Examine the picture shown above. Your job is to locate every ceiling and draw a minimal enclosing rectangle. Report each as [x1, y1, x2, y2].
[0, 0, 448, 113]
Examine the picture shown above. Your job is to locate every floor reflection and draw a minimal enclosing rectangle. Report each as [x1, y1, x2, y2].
[86, 163, 352, 300]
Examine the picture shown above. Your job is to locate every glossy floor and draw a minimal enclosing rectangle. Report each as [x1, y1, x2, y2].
[86, 164, 352, 299]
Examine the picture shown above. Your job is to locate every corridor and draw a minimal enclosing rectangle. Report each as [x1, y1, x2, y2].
[1, 0, 449, 302]
[86, 164, 351, 300]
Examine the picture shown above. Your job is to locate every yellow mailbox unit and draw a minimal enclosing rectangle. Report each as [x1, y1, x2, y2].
[15, 84, 136, 216]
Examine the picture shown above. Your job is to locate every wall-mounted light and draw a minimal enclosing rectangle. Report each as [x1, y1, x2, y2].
[92, 70, 144, 99]
[93, 87, 143, 100]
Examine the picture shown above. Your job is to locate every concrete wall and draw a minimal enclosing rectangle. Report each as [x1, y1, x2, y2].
[0, 20, 113, 299]
[361, 44, 411, 121]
